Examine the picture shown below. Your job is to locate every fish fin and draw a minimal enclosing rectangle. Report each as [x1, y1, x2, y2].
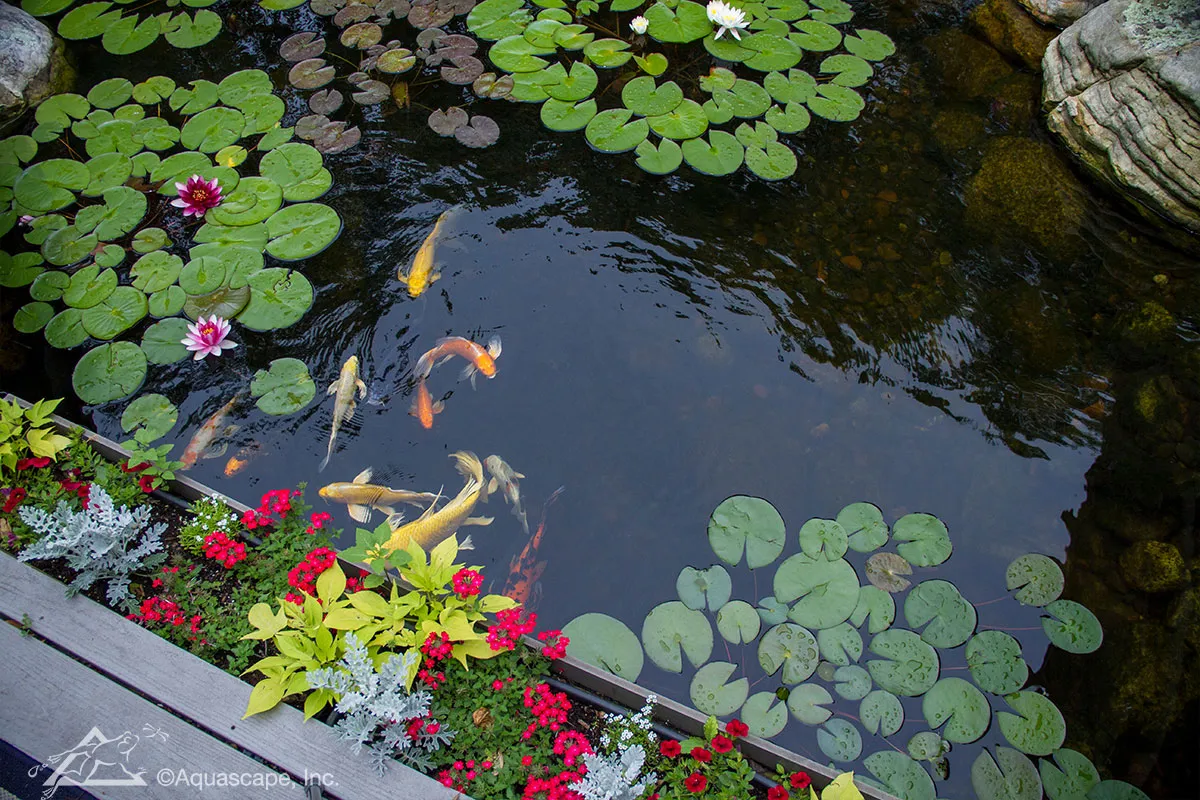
[487, 477, 498, 495]
[458, 534, 475, 551]
[487, 335, 502, 359]
[408, 397, 419, 417]
[463, 515, 494, 527]
[431, 271, 441, 282]
[515, 507, 530, 535]
[386, 512, 406, 528]
[403, 493, 439, 507]
[203, 442, 229, 459]
[432, 400, 444, 414]
[459, 362, 478, 383]
[528, 581, 543, 614]
[396, 268, 409, 282]
[470, 371, 478, 390]
[435, 355, 455, 368]
[353, 467, 373, 484]
[327, 380, 338, 395]
[223, 424, 239, 436]
[348, 504, 371, 524]
[356, 379, 368, 399]
[514, 470, 525, 480]
[318, 452, 330, 472]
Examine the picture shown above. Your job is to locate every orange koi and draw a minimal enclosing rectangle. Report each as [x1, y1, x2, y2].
[502, 487, 564, 611]
[180, 394, 240, 470]
[410, 376, 444, 429]
[414, 335, 502, 389]
[223, 442, 265, 477]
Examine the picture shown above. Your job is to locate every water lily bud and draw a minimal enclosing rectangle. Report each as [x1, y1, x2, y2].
[630, 15, 648, 34]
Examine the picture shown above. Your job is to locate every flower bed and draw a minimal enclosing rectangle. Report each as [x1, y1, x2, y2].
[0, 394, 871, 800]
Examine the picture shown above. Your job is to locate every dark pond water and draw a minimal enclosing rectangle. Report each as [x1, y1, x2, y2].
[4, 0, 1198, 797]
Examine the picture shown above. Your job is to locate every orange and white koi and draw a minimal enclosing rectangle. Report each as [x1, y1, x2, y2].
[502, 487, 564, 611]
[410, 376, 444, 429]
[180, 394, 240, 470]
[414, 335, 502, 389]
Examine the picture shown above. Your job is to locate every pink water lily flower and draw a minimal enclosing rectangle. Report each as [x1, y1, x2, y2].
[182, 315, 238, 360]
[171, 174, 223, 218]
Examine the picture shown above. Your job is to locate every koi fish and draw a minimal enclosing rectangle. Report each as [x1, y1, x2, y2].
[502, 487, 564, 610]
[319, 355, 367, 473]
[485, 454, 528, 535]
[385, 451, 493, 554]
[318, 467, 440, 524]
[414, 335, 502, 389]
[397, 208, 454, 297]
[180, 394, 240, 470]
[223, 442, 265, 477]
[410, 376, 444, 429]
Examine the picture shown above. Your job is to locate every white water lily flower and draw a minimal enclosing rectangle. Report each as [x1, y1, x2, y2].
[706, 0, 749, 40]
[630, 15, 649, 34]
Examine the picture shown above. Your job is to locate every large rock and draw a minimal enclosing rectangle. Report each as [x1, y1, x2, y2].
[971, 0, 1060, 69]
[0, 2, 71, 134]
[1019, 0, 1106, 27]
[1042, 0, 1200, 234]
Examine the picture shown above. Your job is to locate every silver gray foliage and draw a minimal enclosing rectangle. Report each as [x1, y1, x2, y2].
[577, 744, 657, 800]
[18, 484, 166, 607]
[306, 632, 454, 775]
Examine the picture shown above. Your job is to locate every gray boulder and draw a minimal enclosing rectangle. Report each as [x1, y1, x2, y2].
[0, 1, 72, 134]
[1043, 0, 1200, 233]
[1019, 0, 1107, 28]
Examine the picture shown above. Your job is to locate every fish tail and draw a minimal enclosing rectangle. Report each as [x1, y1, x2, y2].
[318, 451, 330, 473]
[414, 352, 435, 380]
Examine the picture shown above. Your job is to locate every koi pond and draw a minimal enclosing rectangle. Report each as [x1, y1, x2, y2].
[1, 0, 1196, 798]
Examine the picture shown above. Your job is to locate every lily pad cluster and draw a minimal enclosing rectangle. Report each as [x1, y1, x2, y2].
[465, 0, 895, 178]
[563, 496, 1140, 800]
[20, 0, 224, 54]
[0, 71, 342, 407]
[277, 0, 505, 151]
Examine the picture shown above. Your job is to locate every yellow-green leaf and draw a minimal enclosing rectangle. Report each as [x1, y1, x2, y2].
[822, 772, 864, 800]
[347, 589, 391, 617]
[25, 427, 71, 458]
[303, 688, 333, 720]
[323, 607, 370, 630]
[316, 562, 346, 605]
[243, 677, 286, 718]
[480, 593, 519, 613]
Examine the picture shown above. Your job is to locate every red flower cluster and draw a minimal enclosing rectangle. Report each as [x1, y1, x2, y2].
[790, 771, 812, 791]
[202, 531, 246, 569]
[660, 740, 682, 758]
[725, 718, 749, 738]
[242, 489, 298, 531]
[537, 629, 569, 660]
[487, 607, 537, 651]
[552, 730, 592, 767]
[120, 461, 150, 473]
[685, 773, 708, 793]
[16, 456, 51, 470]
[521, 683, 570, 739]
[438, 758, 491, 792]
[138, 474, 157, 493]
[284, 547, 337, 604]
[417, 631, 454, 689]
[521, 768, 586, 800]
[306, 511, 333, 535]
[127, 597, 202, 640]
[2, 487, 27, 514]
[451, 568, 483, 598]
[344, 575, 362, 593]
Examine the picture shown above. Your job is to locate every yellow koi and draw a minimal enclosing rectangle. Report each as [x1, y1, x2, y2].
[385, 451, 492, 553]
[318, 467, 440, 523]
[397, 209, 453, 297]
[319, 355, 367, 472]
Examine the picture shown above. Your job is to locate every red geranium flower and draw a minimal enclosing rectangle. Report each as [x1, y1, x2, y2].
[691, 747, 712, 763]
[768, 787, 790, 800]
[790, 771, 812, 790]
[726, 718, 750, 738]
[659, 740, 681, 758]
[685, 773, 707, 793]
[710, 735, 733, 753]
[138, 474, 156, 493]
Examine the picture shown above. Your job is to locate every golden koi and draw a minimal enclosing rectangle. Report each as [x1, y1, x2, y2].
[502, 487, 564, 610]
[414, 335, 502, 389]
[320, 355, 367, 473]
[385, 451, 493, 554]
[410, 376, 443, 430]
[180, 394, 240, 470]
[397, 209, 453, 297]
[223, 441, 265, 477]
[485, 454, 528, 535]
[318, 467, 440, 524]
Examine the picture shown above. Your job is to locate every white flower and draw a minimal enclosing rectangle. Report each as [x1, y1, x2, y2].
[706, 0, 748, 40]
[630, 15, 648, 34]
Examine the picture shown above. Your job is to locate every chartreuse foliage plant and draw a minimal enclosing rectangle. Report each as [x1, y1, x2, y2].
[0, 397, 71, 478]
[564, 496, 1136, 800]
[0, 70, 340, 408]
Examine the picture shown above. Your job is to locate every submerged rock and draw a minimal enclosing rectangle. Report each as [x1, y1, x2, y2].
[928, 28, 1015, 99]
[1019, 0, 1106, 27]
[971, 0, 1060, 69]
[1042, 0, 1200, 234]
[0, 2, 71, 134]
[1120, 540, 1189, 592]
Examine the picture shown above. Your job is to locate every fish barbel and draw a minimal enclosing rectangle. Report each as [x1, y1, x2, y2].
[410, 376, 443, 429]
[414, 335, 502, 389]
[318, 467, 440, 524]
[385, 451, 493, 553]
[319, 355, 367, 472]
[397, 209, 453, 297]
[180, 394, 240, 469]
[485, 454, 528, 535]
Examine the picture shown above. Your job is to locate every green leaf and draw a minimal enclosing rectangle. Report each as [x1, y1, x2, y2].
[237, 268, 314, 331]
[790, 19, 842, 50]
[892, 513, 952, 566]
[582, 37, 633, 68]
[1088, 782, 1151, 800]
[707, 495, 786, 568]
[765, 102, 811, 134]
[965, 631, 1028, 695]
[83, 119, 141, 159]
[85, 185, 146, 240]
[541, 62, 598, 103]
[132, 117, 181, 151]
[997, 691, 1066, 756]
[218, 69, 275, 110]
[741, 33, 803, 71]
[757, 596, 789, 625]
[866, 629, 939, 696]
[904, 579, 976, 648]
[833, 664, 871, 700]
[30, 270, 70, 301]
[647, 99, 708, 140]
[183, 283, 250, 321]
[818, 718, 862, 762]
[622, 76, 683, 117]
[860, 689, 904, 736]
[94, 244, 125, 269]
[923, 677, 990, 743]
[489, 35, 550, 72]
[758, 622, 819, 683]
[171, 81, 220, 114]
[148, 286, 186, 318]
[810, 0, 853, 23]
[22, 0, 75, 16]
[240, 95, 287, 137]
[215, 145, 248, 169]
[130, 251, 182, 294]
[0, 251, 45, 287]
[787, 682, 833, 725]
[35, 94, 90, 130]
[741, 691, 787, 738]
[907, 731, 949, 761]
[82, 153, 133, 196]
[14, 159, 89, 213]
[689, 661, 749, 716]
[635, 137, 683, 174]
[1006, 554, 1064, 607]
[133, 76, 177, 104]
[775, 554, 859, 629]
[972, 748, 1043, 800]
[265, 203, 341, 261]
[736, 120, 779, 149]
[562, 613, 644, 681]
[1040, 749, 1100, 800]
[178, 255, 226, 295]
[704, 32, 754, 62]
[44, 308, 88, 348]
[195, 220, 268, 249]
[584, 109, 649, 154]
[863, 752, 936, 800]
[72, 342, 146, 404]
[14, 302, 55, 333]
[121, 394, 178, 442]
[258, 126, 294, 151]
[834, 502, 888, 553]
[843, 28, 895, 61]
[821, 54, 873, 87]
[81, 286, 147, 339]
[180, 106, 246, 153]
[641, 600, 713, 673]
[141, 317, 190, 364]
[677, 564, 732, 610]
[0, 135, 38, 165]
[540, 98, 597, 132]
[63, 265, 117, 309]
[151, 151, 210, 184]
[189, 243, 263, 289]
[807, 83, 865, 122]
[644, 0, 710, 43]
[798, 517, 848, 560]
[101, 14, 159, 55]
[251, 358, 316, 415]
[163, 9, 221, 48]
[1041, 599, 1103, 654]
[258, 143, 323, 195]
[817, 621, 862, 665]
[467, 0, 531, 41]
[58, 3, 124, 40]
[715, 600, 761, 643]
[634, 53, 669, 76]
[711, 80, 772, 119]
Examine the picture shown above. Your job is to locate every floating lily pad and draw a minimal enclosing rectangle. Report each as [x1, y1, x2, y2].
[44, 308, 88, 349]
[647, 99, 708, 140]
[180, 106, 246, 153]
[818, 718, 863, 762]
[474, 72, 515, 99]
[178, 256, 226, 295]
[797, 517, 848, 561]
[121, 393, 178, 443]
[132, 76, 176, 104]
[716, 600, 761, 643]
[788, 682, 833, 725]
[860, 689, 904, 736]
[677, 565, 732, 611]
[82, 152, 133, 196]
[634, 53, 669, 76]
[1041, 599, 1103, 654]
[833, 665, 871, 700]
[866, 629, 939, 697]
[741, 691, 787, 738]
[807, 83, 865, 121]
[541, 98, 597, 132]
[1040, 749, 1100, 800]
[251, 357, 316, 415]
[972, 748, 1042, 800]
[489, 35, 549, 72]
[775, 554, 859, 629]
[0, 251, 45, 287]
[682, 130, 746, 176]
[289, 58, 336, 90]
[429, 107, 470, 136]
[467, 0, 532, 40]
[757, 596, 790, 626]
[998, 691, 1066, 756]
[455, 116, 501, 148]
[582, 37, 633, 67]
[820, 54, 873, 87]
[29, 270, 70, 302]
[1006, 554, 1064, 607]
[562, 613, 644, 681]
[965, 631, 1028, 695]
[1088, 781, 1152, 800]
[907, 731, 950, 761]
[923, 677, 990, 743]
[81, 286, 148, 339]
[644, 0, 710, 43]
[864, 552, 912, 593]
[183, 284, 250, 321]
[540, 62, 598, 102]
[162, 10, 222, 49]
[189, 243, 263, 289]
[892, 513, 952, 567]
[634, 138, 683, 174]
[745, 141, 798, 180]
[151, 151, 210, 183]
[94, 244, 125, 269]
[742, 32, 804, 71]
[905, 579, 977, 648]
[209, 177, 283, 227]
[810, 0, 854, 24]
[265, 203, 341, 261]
[641, 600, 713, 673]
[863, 752, 936, 800]
[195, 220, 268, 250]
[148, 286, 186, 318]
[378, 49, 417, 73]
[63, 265, 117, 309]
[834, 502, 888, 553]
[237, 268, 314, 331]
[818, 622, 862, 665]
[81, 185, 146, 240]
[584, 109, 649, 154]
[707, 495, 786, 568]
[140, 317, 190, 364]
[843, 28, 895, 61]
[758, 622, 819, 683]
[790, 19, 842, 50]
[622, 76, 683, 117]
[14, 302, 54, 333]
[14, 159, 89, 213]
[690, 661, 748, 716]
[72, 342, 146, 405]
[87, 78, 134, 110]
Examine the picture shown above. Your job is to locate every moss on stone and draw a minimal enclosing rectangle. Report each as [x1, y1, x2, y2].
[928, 29, 1015, 99]
[932, 109, 988, 152]
[970, 0, 1059, 70]
[1120, 540, 1189, 592]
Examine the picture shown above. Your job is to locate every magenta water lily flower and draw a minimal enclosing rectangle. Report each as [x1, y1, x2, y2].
[182, 315, 238, 360]
[171, 174, 223, 218]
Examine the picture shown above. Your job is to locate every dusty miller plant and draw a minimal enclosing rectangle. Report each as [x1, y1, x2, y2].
[578, 744, 657, 800]
[307, 632, 454, 775]
[17, 484, 165, 607]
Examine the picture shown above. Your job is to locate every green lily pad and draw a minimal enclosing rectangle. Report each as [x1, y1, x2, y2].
[741, 691, 787, 738]
[818, 718, 862, 762]
[741, 33, 803, 71]
[641, 600, 713, 673]
[775, 554, 859, 629]
[818, 622, 862, 665]
[644, 0, 710, 43]
[582, 37, 634, 68]
[998, 691, 1066, 756]
[162, 10, 222, 49]
[965, 631, 1028, 695]
[860, 689, 904, 736]
[843, 28, 895, 61]
[14, 302, 55, 333]
[72, 342, 146, 405]
[765, 102, 812, 134]
[489, 35, 549, 72]
[867, 629, 939, 697]
[23, 214, 67, 246]
[716, 600, 761, 643]
[121, 393, 178, 443]
[540, 98, 597, 132]
[712, 80, 773, 118]
[835, 502, 888, 552]
[678, 564, 732, 611]
[178, 256, 226, 295]
[133, 76, 176, 104]
[905, 579, 976, 649]
[140, 317, 190, 364]
[788, 682, 833, 725]
[1041, 599, 1103, 654]
[1088, 782, 1151, 800]
[189, 243, 263, 289]
[0, 251, 45, 287]
[708, 495, 786, 568]
[923, 677, 990, 743]
[29, 270, 70, 301]
[180, 106, 246, 154]
[864, 752, 936, 800]
[690, 661, 748, 716]
[83, 119, 140, 159]
[622, 76, 684, 117]
[634, 138, 683, 174]
[552, 22, 593, 49]
[0, 135, 37, 165]
[704, 32, 755, 62]
[467, 0, 531, 41]
[63, 265, 117, 309]
[1006, 554, 1064, 607]
[44, 308, 88, 348]
[764, 69, 817, 105]
[647, 99, 708, 140]
[821, 54, 873, 87]
[833, 665, 871, 700]
[562, 613, 644, 681]
[790, 19, 842, 50]
[807, 83, 865, 121]
[280, 167, 331, 203]
[541, 62, 598, 102]
[82, 153, 133, 196]
[736, 120, 778, 149]
[757, 596, 790, 626]
[58, 3, 123, 40]
[892, 513, 952, 566]
[94, 244, 124, 269]
[237, 268, 313, 332]
[183, 284, 251, 321]
[682, 131, 745, 176]
[907, 731, 950, 762]
[151, 151, 210, 184]
[194, 220, 268, 250]
[699, 67, 738, 92]
[81, 286, 147, 339]
[14, 159, 89, 213]
[810, 0, 853, 23]
[148, 286, 186, 318]
[798, 517, 849, 561]
[215, 145, 248, 169]
[584, 109, 649, 154]
[972, 748, 1042, 800]
[79, 186, 146, 240]
[251, 357, 316, 415]
[634, 53, 669, 76]
[131, 229, 172, 257]
[758, 622, 819, 683]
[217, 69, 274, 110]
[258, 143, 322, 194]
[265, 203, 342, 261]
[86, 78, 134, 109]
[1040, 749, 1100, 800]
